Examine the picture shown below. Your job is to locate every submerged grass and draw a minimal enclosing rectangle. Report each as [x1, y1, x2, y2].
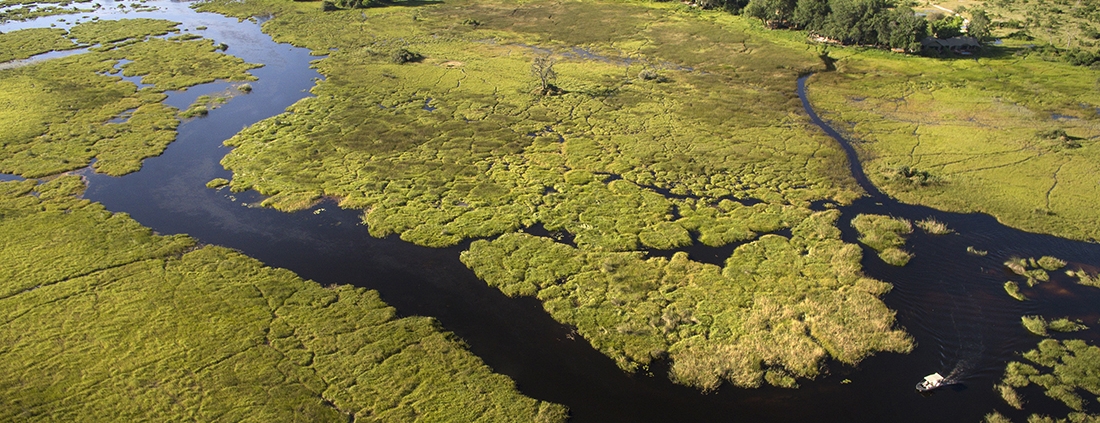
[850, 214, 913, 266]
[0, 178, 566, 422]
[0, 19, 258, 177]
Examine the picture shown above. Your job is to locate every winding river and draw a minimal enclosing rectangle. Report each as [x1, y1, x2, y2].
[5, 3, 1100, 421]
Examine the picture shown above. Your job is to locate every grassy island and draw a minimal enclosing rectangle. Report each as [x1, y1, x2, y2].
[850, 214, 913, 266]
[194, 0, 918, 389]
[0, 177, 566, 422]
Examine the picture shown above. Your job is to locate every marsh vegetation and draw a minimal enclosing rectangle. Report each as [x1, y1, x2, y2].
[0, 19, 258, 177]
[193, 0, 922, 390]
[0, 178, 566, 422]
[996, 339, 1100, 420]
[850, 214, 913, 265]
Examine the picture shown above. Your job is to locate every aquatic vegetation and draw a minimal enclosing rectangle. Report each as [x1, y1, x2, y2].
[461, 210, 912, 389]
[1006, 256, 1058, 286]
[67, 18, 180, 45]
[1048, 318, 1088, 333]
[984, 412, 1013, 423]
[997, 384, 1025, 410]
[0, 179, 566, 422]
[1037, 256, 1068, 271]
[1066, 269, 1100, 288]
[968, 246, 989, 256]
[1022, 315, 1048, 336]
[0, 19, 259, 177]
[915, 217, 953, 235]
[0, 27, 78, 62]
[808, 44, 1100, 243]
[1000, 339, 1100, 412]
[850, 214, 913, 266]
[1004, 281, 1027, 301]
[206, 177, 230, 188]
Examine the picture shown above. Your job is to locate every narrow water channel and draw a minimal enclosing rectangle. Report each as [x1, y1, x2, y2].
[6, 4, 1100, 421]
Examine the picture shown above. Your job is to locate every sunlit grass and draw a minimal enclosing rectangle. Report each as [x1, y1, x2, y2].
[0, 178, 566, 421]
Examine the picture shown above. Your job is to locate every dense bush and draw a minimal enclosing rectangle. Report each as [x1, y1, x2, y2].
[744, 0, 928, 51]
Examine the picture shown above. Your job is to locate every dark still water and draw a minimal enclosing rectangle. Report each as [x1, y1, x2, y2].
[15, 3, 1100, 421]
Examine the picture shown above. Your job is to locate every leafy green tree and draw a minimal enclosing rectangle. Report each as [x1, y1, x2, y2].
[883, 8, 928, 51]
[793, 0, 830, 31]
[930, 14, 964, 38]
[744, 0, 799, 27]
[967, 9, 992, 41]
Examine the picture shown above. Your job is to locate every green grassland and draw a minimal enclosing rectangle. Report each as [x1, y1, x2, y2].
[807, 46, 1100, 242]
[192, 0, 919, 389]
[0, 177, 566, 422]
[0, 20, 259, 177]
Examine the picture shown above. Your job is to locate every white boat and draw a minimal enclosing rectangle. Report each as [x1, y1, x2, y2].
[916, 373, 946, 392]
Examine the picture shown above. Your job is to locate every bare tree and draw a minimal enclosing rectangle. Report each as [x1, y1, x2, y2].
[531, 54, 558, 95]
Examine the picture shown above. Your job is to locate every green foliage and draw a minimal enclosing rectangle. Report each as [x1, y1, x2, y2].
[0, 180, 566, 422]
[1048, 318, 1088, 333]
[968, 246, 988, 256]
[206, 178, 230, 188]
[850, 214, 913, 266]
[929, 14, 964, 39]
[0, 19, 259, 178]
[1004, 281, 1027, 301]
[998, 383, 1025, 410]
[461, 210, 912, 390]
[1005, 339, 1100, 413]
[1037, 256, 1067, 271]
[1022, 315, 1048, 336]
[1066, 269, 1100, 288]
[0, 27, 78, 62]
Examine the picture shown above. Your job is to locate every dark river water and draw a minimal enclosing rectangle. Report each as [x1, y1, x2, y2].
[5, 3, 1100, 421]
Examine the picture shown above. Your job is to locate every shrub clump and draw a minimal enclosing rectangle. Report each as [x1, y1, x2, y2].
[391, 48, 422, 64]
[883, 166, 937, 187]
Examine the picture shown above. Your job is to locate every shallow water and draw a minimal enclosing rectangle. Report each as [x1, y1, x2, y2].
[8, 3, 1100, 421]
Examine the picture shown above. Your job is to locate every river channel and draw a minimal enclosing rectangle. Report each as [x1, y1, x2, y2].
[5, 3, 1100, 421]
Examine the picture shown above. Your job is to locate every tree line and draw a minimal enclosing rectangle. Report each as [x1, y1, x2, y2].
[691, 0, 991, 52]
